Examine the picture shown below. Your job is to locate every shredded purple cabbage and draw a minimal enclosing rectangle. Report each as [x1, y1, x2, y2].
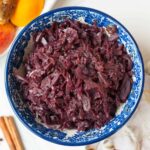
[15, 20, 132, 131]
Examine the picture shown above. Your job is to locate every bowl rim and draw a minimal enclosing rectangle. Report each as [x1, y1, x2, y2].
[5, 6, 145, 146]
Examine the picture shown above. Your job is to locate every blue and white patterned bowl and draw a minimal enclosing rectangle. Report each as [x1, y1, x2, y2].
[5, 7, 144, 146]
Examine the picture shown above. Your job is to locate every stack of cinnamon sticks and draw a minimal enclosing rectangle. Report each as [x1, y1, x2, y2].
[0, 116, 24, 150]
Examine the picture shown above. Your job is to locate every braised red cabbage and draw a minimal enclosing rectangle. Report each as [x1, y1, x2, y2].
[15, 19, 132, 131]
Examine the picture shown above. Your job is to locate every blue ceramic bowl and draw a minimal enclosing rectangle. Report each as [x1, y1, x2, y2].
[5, 7, 144, 146]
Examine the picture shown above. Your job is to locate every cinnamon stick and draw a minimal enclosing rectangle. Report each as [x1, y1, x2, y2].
[4, 116, 24, 150]
[0, 117, 16, 150]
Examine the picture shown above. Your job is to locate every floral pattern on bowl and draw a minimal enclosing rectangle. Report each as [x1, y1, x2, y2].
[5, 7, 144, 146]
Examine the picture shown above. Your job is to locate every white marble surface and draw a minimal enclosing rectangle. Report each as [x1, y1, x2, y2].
[0, 0, 150, 149]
